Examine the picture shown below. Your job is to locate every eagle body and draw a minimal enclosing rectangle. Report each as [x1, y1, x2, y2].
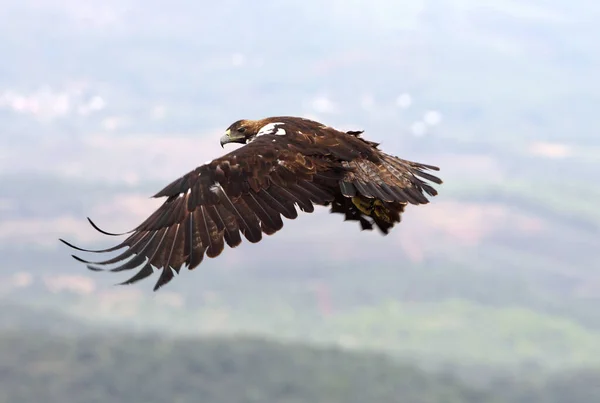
[61, 116, 443, 291]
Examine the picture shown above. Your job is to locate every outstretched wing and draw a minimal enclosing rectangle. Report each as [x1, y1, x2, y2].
[60, 135, 346, 291]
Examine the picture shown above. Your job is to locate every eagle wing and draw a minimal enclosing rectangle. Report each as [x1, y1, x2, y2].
[60, 134, 346, 291]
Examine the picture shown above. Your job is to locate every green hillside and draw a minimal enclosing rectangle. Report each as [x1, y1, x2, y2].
[2, 330, 600, 403]
[8, 292, 600, 372]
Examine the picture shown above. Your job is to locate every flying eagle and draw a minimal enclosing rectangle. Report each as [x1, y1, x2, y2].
[60, 116, 443, 291]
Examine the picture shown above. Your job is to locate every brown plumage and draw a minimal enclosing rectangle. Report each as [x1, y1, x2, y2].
[60, 116, 443, 291]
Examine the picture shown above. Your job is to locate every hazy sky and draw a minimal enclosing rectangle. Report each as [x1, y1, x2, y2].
[0, 0, 596, 294]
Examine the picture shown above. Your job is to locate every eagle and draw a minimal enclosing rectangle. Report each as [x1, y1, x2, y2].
[60, 116, 443, 291]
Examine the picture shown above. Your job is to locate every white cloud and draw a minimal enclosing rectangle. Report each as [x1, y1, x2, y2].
[396, 93, 412, 109]
[11, 272, 33, 288]
[44, 275, 96, 295]
[102, 116, 126, 131]
[0, 86, 106, 119]
[528, 142, 573, 159]
[231, 53, 246, 67]
[309, 94, 339, 114]
[424, 110, 442, 126]
[88, 95, 106, 111]
[410, 121, 427, 137]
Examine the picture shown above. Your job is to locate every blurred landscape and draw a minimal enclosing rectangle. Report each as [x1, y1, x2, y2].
[1, 0, 599, 402]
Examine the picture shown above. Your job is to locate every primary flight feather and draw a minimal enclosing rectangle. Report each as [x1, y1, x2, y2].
[60, 116, 443, 291]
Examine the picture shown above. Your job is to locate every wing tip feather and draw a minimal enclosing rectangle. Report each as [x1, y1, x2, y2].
[87, 217, 132, 236]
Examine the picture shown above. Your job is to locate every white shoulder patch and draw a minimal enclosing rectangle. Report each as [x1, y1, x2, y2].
[256, 122, 286, 137]
[209, 181, 221, 194]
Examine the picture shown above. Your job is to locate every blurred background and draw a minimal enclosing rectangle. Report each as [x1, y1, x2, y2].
[1, 0, 599, 402]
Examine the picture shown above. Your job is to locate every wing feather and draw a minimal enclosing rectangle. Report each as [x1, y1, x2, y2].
[214, 204, 243, 247]
[256, 189, 298, 220]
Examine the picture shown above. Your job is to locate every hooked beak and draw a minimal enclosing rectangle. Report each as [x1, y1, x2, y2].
[219, 132, 229, 148]
[219, 129, 246, 148]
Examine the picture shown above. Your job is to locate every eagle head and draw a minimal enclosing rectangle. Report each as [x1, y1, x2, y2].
[220, 119, 255, 148]
[220, 118, 287, 147]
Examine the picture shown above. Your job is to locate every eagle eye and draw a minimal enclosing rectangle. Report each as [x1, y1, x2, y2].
[238, 127, 246, 133]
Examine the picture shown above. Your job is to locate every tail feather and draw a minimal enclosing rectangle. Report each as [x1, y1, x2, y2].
[330, 153, 441, 234]
[379, 153, 442, 200]
[339, 154, 441, 207]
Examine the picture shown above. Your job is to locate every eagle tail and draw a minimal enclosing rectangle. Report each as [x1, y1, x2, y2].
[379, 153, 442, 201]
[331, 152, 442, 234]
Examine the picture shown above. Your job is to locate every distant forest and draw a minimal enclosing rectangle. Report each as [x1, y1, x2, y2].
[1, 330, 599, 403]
